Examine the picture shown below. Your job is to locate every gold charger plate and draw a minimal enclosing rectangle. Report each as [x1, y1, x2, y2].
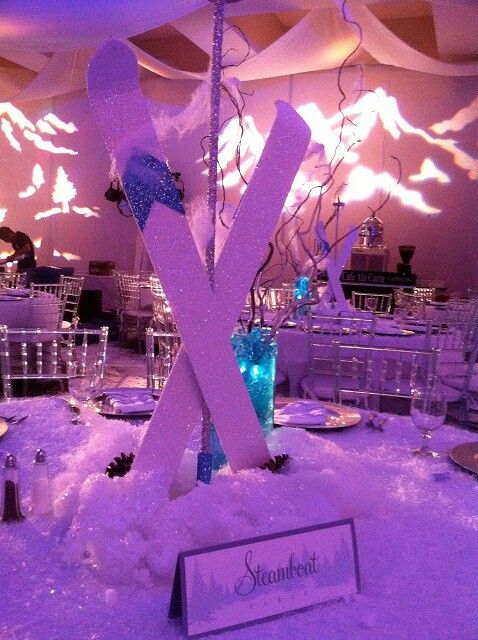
[274, 398, 361, 430]
[0, 418, 9, 438]
[449, 442, 478, 475]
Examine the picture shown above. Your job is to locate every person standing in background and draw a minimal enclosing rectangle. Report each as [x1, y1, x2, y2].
[0, 226, 36, 283]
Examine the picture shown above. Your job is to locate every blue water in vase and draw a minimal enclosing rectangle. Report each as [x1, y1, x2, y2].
[211, 328, 277, 469]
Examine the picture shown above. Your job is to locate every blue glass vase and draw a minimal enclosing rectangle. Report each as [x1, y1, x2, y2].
[211, 327, 277, 469]
[293, 275, 312, 318]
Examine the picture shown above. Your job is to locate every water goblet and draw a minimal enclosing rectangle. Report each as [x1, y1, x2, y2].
[410, 387, 447, 457]
[67, 361, 103, 422]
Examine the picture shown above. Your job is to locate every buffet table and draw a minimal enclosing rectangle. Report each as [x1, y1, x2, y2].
[0, 395, 476, 640]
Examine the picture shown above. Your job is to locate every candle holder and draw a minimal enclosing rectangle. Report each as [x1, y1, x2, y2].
[293, 276, 313, 318]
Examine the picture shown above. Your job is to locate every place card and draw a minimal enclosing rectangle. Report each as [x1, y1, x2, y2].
[169, 518, 360, 636]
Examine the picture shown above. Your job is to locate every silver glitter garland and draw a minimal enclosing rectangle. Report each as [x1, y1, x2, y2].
[199, 0, 227, 465]
[205, 0, 225, 289]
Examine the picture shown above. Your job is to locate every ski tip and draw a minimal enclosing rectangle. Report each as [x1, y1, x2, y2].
[88, 38, 139, 99]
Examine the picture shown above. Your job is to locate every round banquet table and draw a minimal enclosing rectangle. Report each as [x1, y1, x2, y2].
[0, 289, 60, 330]
[0, 395, 476, 640]
[277, 321, 430, 397]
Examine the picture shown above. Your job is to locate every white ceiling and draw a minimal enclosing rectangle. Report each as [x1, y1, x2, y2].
[1, 0, 477, 102]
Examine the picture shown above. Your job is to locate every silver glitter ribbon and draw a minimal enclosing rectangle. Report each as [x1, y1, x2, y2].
[205, 0, 225, 288]
[200, 0, 226, 468]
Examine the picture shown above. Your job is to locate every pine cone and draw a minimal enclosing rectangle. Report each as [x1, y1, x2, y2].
[105, 452, 135, 478]
[259, 453, 290, 474]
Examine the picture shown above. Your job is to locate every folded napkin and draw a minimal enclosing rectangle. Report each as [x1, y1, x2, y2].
[98, 388, 158, 414]
[110, 398, 156, 414]
[275, 400, 328, 425]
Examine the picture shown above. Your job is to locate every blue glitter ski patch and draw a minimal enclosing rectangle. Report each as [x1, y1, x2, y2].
[122, 150, 185, 230]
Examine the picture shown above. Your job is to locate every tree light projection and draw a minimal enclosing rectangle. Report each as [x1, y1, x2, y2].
[52, 167, 77, 212]
[0, 103, 100, 225]
[34, 165, 99, 220]
[19, 164, 45, 198]
[30, 237, 80, 262]
[214, 87, 478, 215]
[0, 102, 102, 262]
[53, 249, 81, 261]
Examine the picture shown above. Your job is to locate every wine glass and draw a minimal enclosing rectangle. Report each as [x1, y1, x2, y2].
[67, 360, 103, 421]
[410, 387, 447, 457]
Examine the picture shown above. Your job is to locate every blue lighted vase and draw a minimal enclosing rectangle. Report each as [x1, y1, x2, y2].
[211, 327, 277, 469]
[293, 275, 313, 318]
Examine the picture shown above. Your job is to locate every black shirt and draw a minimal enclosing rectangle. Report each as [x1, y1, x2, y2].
[12, 231, 36, 270]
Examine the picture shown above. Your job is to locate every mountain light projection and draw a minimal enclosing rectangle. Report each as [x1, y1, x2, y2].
[0, 104, 77, 155]
[0, 103, 100, 261]
[213, 88, 478, 215]
[430, 95, 478, 135]
[409, 159, 450, 185]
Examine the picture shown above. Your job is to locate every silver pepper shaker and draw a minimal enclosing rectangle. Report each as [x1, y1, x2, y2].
[1, 453, 24, 522]
[31, 449, 52, 516]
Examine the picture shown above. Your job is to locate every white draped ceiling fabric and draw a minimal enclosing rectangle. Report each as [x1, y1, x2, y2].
[1, 0, 478, 102]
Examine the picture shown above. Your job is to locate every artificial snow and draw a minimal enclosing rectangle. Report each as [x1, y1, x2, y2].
[0, 395, 477, 640]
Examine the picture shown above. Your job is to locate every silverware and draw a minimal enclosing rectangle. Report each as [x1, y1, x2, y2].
[0, 415, 28, 425]
[365, 412, 387, 432]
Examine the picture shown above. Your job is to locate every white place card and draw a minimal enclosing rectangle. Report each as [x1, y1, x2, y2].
[169, 519, 360, 636]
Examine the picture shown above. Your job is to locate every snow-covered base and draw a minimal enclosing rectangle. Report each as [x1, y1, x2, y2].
[0, 396, 477, 640]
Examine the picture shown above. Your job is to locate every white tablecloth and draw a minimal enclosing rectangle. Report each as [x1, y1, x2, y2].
[0, 396, 476, 640]
[0, 290, 59, 330]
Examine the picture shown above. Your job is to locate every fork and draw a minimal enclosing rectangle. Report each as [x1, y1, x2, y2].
[0, 414, 28, 425]
[364, 412, 387, 432]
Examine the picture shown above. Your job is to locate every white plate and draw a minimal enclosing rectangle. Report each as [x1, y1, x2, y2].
[310, 326, 351, 335]
[0, 419, 8, 438]
[449, 442, 478, 475]
[0, 295, 26, 302]
[374, 327, 416, 336]
[274, 399, 361, 430]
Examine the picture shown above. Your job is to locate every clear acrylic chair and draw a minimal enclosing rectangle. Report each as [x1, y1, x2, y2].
[260, 284, 294, 311]
[0, 325, 108, 400]
[394, 289, 424, 319]
[145, 327, 181, 391]
[0, 272, 27, 289]
[113, 271, 154, 352]
[59, 275, 84, 329]
[332, 341, 439, 412]
[430, 319, 478, 425]
[351, 291, 393, 313]
[412, 287, 435, 304]
[149, 274, 164, 299]
[300, 315, 377, 401]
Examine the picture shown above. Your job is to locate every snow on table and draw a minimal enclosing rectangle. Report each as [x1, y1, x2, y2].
[0, 396, 476, 640]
